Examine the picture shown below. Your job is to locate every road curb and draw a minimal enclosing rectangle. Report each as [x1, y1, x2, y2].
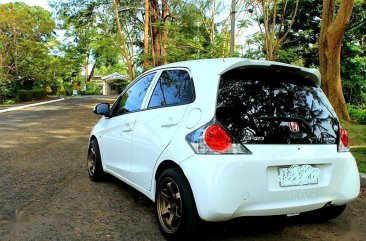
[360, 173, 366, 187]
[0, 98, 65, 113]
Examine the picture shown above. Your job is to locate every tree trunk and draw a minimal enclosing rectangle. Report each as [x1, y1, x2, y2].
[210, 0, 216, 44]
[112, 0, 134, 81]
[84, 55, 89, 84]
[257, 0, 299, 61]
[149, 0, 169, 66]
[161, 0, 169, 65]
[87, 61, 96, 82]
[143, 0, 149, 71]
[319, 0, 354, 120]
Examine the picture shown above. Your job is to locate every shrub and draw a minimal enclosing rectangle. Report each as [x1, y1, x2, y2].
[4, 99, 15, 105]
[347, 104, 366, 124]
[85, 81, 102, 95]
[16, 89, 47, 102]
[116, 82, 129, 94]
[59, 85, 65, 95]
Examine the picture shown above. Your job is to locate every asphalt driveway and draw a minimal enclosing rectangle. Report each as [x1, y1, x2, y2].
[0, 96, 365, 241]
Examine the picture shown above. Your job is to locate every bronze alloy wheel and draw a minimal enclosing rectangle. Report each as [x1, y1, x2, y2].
[157, 176, 182, 234]
[87, 145, 96, 176]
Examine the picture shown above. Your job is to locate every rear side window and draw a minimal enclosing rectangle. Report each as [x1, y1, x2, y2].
[113, 72, 156, 116]
[148, 69, 194, 108]
[216, 67, 339, 145]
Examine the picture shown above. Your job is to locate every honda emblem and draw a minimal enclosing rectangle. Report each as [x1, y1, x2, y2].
[289, 122, 300, 132]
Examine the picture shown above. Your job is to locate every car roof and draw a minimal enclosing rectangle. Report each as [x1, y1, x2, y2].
[149, 58, 321, 86]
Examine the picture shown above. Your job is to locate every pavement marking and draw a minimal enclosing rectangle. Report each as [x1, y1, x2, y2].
[0, 98, 65, 113]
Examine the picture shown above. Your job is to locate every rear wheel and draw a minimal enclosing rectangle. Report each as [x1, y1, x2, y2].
[304, 204, 346, 222]
[87, 139, 104, 181]
[320, 204, 346, 220]
[156, 167, 200, 240]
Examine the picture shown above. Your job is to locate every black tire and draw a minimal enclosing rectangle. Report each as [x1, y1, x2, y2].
[303, 204, 346, 222]
[155, 167, 200, 240]
[87, 139, 104, 181]
[320, 204, 346, 220]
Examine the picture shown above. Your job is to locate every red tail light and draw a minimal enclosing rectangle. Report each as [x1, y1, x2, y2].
[186, 120, 251, 154]
[204, 124, 232, 153]
[338, 128, 350, 152]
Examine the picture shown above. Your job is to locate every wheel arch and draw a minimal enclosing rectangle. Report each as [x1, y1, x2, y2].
[89, 135, 97, 143]
[154, 159, 198, 210]
[155, 160, 183, 181]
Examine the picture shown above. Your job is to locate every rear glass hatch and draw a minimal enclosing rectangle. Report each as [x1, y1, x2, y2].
[216, 66, 339, 145]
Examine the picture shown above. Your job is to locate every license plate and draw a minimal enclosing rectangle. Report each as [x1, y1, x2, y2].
[278, 164, 320, 187]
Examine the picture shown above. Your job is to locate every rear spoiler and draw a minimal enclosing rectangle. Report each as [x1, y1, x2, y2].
[218, 59, 321, 86]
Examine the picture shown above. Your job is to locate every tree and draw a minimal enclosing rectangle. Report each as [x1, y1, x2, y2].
[277, 0, 322, 66]
[143, 0, 149, 71]
[150, 0, 170, 66]
[248, 0, 300, 61]
[0, 2, 55, 100]
[112, 0, 135, 81]
[341, 1, 366, 105]
[319, 0, 355, 120]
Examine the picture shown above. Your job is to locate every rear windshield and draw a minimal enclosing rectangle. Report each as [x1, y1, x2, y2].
[216, 67, 339, 145]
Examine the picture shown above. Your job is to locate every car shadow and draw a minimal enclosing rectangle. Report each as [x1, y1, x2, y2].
[99, 173, 336, 240]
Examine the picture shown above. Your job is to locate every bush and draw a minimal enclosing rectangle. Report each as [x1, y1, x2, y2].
[16, 89, 47, 102]
[347, 104, 366, 124]
[116, 82, 129, 94]
[85, 81, 102, 95]
[4, 99, 15, 105]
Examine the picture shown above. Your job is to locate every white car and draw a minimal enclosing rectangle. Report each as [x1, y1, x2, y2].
[87, 58, 360, 239]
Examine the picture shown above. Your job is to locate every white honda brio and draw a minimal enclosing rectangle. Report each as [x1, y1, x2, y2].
[87, 58, 360, 240]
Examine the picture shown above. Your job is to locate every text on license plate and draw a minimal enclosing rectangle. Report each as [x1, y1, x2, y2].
[278, 164, 320, 187]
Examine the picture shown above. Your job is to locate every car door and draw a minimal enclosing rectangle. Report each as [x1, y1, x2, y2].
[130, 69, 195, 190]
[99, 72, 156, 179]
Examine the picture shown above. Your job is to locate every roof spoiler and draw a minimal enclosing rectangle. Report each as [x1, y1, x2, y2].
[218, 59, 321, 86]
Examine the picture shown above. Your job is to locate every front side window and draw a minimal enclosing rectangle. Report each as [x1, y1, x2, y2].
[148, 69, 194, 108]
[114, 72, 156, 116]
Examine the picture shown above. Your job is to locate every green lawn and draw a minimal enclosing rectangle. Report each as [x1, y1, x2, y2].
[341, 121, 366, 173]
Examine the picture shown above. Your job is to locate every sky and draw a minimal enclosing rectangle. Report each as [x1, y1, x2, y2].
[0, 0, 51, 10]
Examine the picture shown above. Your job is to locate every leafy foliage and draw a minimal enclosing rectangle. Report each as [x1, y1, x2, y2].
[16, 89, 47, 102]
[347, 104, 366, 124]
[0, 2, 55, 101]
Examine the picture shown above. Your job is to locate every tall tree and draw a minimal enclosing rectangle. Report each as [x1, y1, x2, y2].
[143, 0, 150, 71]
[112, 0, 135, 80]
[319, 0, 354, 120]
[249, 0, 300, 60]
[0, 2, 55, 100]
[150, 0, 170, 66]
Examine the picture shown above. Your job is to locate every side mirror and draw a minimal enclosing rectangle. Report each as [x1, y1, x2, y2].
[93, 103, 110, 116]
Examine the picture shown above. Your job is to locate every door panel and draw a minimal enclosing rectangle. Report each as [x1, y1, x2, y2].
[99, 72, 157, 179]
[100, 113, 139, 178]
[130, 69, 195, 190]
[130, 105, 188, 190]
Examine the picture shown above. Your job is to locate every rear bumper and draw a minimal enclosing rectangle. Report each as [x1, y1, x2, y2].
[180, 145, 360, 221]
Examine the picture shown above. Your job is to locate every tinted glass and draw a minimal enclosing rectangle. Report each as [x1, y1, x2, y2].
[216, 67, 339, 144]
[148, 70, 194, 108]
[114, 73, 155, 115]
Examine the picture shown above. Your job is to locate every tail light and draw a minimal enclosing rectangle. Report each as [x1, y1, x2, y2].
[338, 127, 350, 152]
[186, 120, 251, 154]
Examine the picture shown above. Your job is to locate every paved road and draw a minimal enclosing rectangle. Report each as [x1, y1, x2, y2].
[0, 96, 365, 241]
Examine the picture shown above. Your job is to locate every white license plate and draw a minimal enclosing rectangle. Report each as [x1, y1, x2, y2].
[278, 164, 320, 187]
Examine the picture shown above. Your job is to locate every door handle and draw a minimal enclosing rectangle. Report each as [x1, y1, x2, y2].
[122, 125, 133, 132]
[161, 122, 179, 128]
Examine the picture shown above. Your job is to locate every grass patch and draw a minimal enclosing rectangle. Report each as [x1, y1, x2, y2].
[341, 120, 366, 173]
